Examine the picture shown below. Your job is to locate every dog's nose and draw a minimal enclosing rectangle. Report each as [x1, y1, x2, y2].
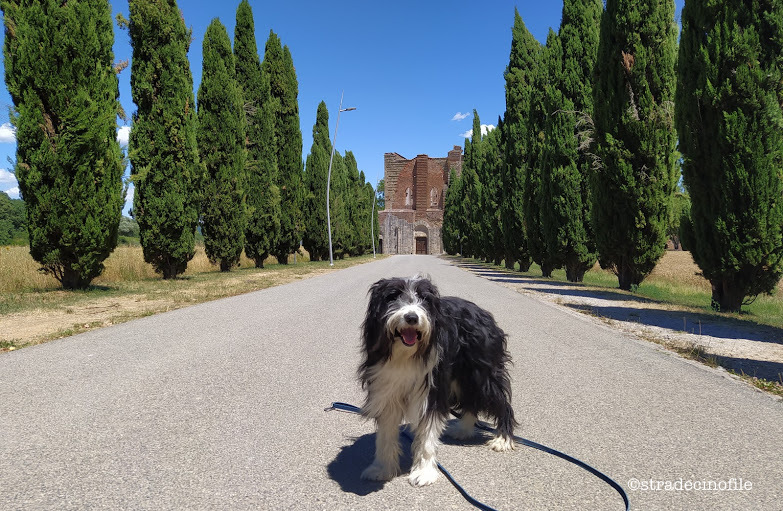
[404, 312, 418, 325]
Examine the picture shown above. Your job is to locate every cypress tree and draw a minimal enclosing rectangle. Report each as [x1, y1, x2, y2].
[376, 179, 385, 209]
[461, 111, 484, 259]
[262, 32, 303, 264]
[330, 151, 350, 259]
[676, 0, 783, 312]
[344, 151, 364, 256]
[525, 31, 556, 277]
[502, 9, 539, 271]
[127, 0, 201, 279]
[480, 116, 506, 265]
[540, 0, 602, 282]
[197, 19, 246, 272]
[248, 69, 281, 268]
[362, 178, 378, 255]
[442, 168, 464, 255]
[592, 0, 678, 290]
[234, 1, 280, 268]
[469, 112, 489, 263]
[302, 101, 331, 261]
[1, 0, 124, 289]
[354, 170, 374, 256]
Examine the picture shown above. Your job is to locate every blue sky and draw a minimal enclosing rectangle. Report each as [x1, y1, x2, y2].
[0, 1, 683, 214]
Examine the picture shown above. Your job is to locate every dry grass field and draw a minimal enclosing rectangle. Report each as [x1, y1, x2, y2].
[648, 250, 713, 290]
[0, 244, 301, 294]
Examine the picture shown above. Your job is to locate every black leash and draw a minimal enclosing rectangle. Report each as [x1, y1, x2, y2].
[326, 401, 630, 511]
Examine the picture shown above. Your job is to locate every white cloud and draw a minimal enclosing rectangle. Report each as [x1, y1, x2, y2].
[0, 168, 17, 186]
[3, 187, 19, 199]
[123, 184, 134, 216]
[117, 126, 131, 146]
[451, 112, 470, 122]
[460, 124, 496, 139]
[0, 123, 16, 143]
[1, 169, 20, 199]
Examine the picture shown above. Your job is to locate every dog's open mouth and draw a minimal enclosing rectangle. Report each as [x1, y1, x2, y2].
[396, 327, 421, 347]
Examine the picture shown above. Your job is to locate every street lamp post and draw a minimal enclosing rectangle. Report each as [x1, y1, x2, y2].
[326, 91, 356, 266]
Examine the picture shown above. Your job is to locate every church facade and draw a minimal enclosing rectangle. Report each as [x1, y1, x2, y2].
[378, 146, 463, 255]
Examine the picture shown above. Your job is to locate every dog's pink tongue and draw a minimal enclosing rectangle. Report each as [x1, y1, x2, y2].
[400, 327, 417, 346]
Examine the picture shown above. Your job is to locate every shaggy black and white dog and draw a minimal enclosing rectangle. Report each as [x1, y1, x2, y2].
[358, 275, 518, 487]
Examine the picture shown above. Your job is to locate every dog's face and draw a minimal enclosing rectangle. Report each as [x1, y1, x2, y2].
[360, 276, 441, 370]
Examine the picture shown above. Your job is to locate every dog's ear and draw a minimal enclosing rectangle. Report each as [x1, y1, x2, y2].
[413, 277, 441, 309]
[359, 278, 399, 387]
[364, 279, 389, 341]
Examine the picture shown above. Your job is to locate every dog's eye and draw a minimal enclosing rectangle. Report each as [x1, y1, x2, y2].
[385, 292, 399, 303]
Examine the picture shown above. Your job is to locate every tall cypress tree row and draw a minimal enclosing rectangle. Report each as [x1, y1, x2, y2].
[592, 0, 678, 290]
[540, 0, 602, 282]
[1, 0, 124, 289]
[197, 19, 246, 272]
[302, 101, 331, 261]
[502, 9, 539, 271]
[262, 32, 303, 264]
[234, 1, 280, 268]
[127, 0, 201, 279]
[676, 0, 783, 312]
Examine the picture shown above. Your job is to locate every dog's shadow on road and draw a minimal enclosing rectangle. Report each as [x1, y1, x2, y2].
[326, 429, 413, 496]
[327, 421, 490, 496]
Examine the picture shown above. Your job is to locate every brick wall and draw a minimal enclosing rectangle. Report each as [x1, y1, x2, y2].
[380, 146, 462, 255]
[383, 153, 408, 210]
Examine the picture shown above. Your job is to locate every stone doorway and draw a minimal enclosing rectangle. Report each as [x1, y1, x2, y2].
[415, 237, 428, 255]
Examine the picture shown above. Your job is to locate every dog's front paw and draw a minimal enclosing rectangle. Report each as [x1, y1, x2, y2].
[409, 464, 439, 487]
[488, 435, 516, 452]
[361, 460, 398, 481]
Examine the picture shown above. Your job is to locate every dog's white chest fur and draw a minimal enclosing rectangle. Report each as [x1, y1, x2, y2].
[363, 356, 433, 428]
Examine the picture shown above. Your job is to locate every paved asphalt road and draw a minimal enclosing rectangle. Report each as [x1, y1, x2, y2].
[1, 255, 781, 510]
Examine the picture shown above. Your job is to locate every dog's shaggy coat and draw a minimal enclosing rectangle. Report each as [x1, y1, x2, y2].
[358, 276, 518, 486]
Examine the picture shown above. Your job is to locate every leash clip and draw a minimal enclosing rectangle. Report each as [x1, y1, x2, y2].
[325, 402, 362, 414]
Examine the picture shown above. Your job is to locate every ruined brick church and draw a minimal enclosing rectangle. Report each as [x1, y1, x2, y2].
[378, 146, 463, 255]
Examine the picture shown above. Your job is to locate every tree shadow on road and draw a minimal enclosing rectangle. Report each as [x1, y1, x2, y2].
[326, 430, 412, 496]
[563, 302, 783, 344]
[710, 354, 783, 383]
